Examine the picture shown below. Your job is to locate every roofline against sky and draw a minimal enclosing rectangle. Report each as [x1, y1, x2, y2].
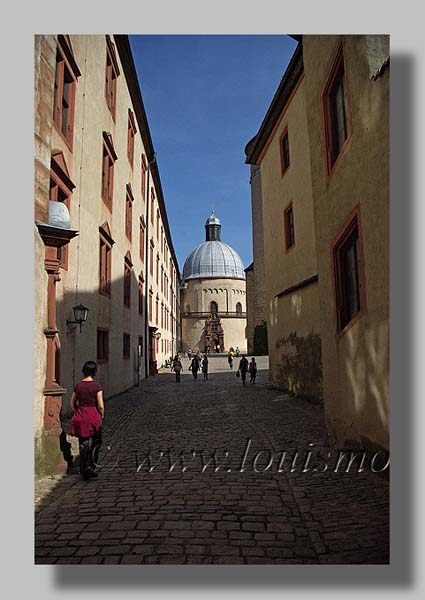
[114, 34, 181, 280]
[245, 38, 303, 166]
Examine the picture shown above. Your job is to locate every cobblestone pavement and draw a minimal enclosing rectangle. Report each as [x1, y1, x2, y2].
[35, 356, 389, 565]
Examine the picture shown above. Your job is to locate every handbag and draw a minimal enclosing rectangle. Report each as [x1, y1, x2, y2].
[236, 370, 240, 378]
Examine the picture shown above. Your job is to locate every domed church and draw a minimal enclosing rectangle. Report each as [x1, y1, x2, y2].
[181, 212, 247, 353]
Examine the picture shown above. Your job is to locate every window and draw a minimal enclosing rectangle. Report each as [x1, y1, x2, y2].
[280, 127, 290, 175]
[210, 301, 218, 314]
[141, 154, 147, 200]
[156, 209, 160, 239]
[155, 296, 159, 325]
[105, 35, 120, 120]
[284, 203, 295, 251]
[124, 252, 133, 308]
[149, 239, 154, 276]
[323, 45, 351, 173]
[53, 35, 80, 148]
[156, 255, 160, 285]
[99, 222, 114, 296]
[139, 217, 145, 262]
[161, 267, 164, 293]
[123, 333, 130, 360]
[149, 289, 153, 322]
[50, 153, 75, 270]
[138, 336, 144, 357]
[101, 132, 117, 210]
[138, 275, 144, 316]
[332, 210, 365, 332]
[236, 302, 242, 315]
[185, 304, 191, 314]
[127, 109, 137, 167]
[97, 329, 109, 362]
[150, 189, 155, 225]
[125, 184, 133, 242]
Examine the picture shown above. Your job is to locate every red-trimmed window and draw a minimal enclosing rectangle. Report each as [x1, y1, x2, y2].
[156, 255, 160, 286]
[284, 203, 295, 251]
[139, 217, 145, 262]
[156, 209, 160, 239]
[125, 184, 133, 242]
[127, 109, 137, 167]
[332, 210, 365, 332]
[150, 189, 155, 225]
[50, 153, 75, 270]
[155, 296, 159, 325]
[149, 239, 154, 276]
[97, 329, 109, 362]
[123, 333, 130, 360]
[141, 154, 147, 200]
[280, 127, 290, 176]
[138, 275, 144, 316]
[149, 289, 153, 322]
[101, 132, 117, 211]
[99, 222, 114, 296]
[53, 35, 80, 149]
[105, 35, 120, 120]
[124, 253, 133, 308]
[323, 45, 351, 173]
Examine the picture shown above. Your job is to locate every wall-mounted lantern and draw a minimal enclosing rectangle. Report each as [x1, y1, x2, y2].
[66, 304, 89, 333]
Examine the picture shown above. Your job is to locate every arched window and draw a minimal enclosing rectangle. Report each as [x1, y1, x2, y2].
[236, 302, 242, 314]
[210, 301, 218, 314]
[185, 304, 191, 314]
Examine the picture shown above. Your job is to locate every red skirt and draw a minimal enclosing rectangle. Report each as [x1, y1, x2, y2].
[70, 407, 101, 438]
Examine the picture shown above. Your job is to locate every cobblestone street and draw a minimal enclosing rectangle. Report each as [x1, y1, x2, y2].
[35, 356, 389, 565]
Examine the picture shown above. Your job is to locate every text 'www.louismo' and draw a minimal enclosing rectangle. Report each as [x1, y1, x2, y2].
[127, 439, 389, 475]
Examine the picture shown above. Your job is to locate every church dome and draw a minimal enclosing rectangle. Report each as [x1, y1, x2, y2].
[182, 212, 245, 281]
[183, 241, 245, 281]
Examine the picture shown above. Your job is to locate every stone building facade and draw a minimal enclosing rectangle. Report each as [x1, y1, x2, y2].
[180, 213, 247, 353]
[246, 35, 389, 449]
[34, 34, 180, 475]
[245, 164, 268, 355]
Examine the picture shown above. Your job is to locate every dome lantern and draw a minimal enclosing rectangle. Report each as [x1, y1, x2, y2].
[205, 210, 221, 242]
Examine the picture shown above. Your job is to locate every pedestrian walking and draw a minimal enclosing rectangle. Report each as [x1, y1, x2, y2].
[190, 355, 200, 380]
[237, 354, 249, 386]
[202, 354, 209, 380]
[227, 349, 234, 369]
[249, 357, 258, 384]
[172, 354, 183, 382]
[187, 348, 192, 360]
[235, 346, 240, 357]
[70, 361, 104, 480]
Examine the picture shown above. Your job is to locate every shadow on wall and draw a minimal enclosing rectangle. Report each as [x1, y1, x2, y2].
[275, 331, 323, 403]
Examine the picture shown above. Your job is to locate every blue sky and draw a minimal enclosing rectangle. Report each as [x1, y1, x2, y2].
[129, 35, 298, 273]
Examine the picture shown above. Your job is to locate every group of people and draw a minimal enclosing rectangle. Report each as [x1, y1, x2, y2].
[171, 353, 209, 381]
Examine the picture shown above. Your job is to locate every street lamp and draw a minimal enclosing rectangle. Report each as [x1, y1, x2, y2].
[66, 303, 89, 333]
[155, 331, 161, 340]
